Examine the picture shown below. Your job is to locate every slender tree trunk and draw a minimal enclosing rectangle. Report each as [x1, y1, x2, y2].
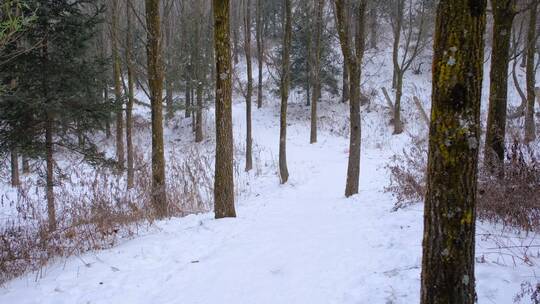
[244, 0, 253, 171]
[393, 71, 404, 134]
[310, 0, 324, 144]
[125, 0, 135, 189]
[213, 0, 236, 219]
[256, 0, 264, 108]
[524, 1, 537, 143]
[335, 0, 366, 197]
[46, 117, 56, 232]
[279, 0, 292, 184]
[369, 5, 377, 49]
[391, 0, 404, 90]
[420, 1, 486, 303]
[165, 16, 174, 122]
[22, 157, 29, 174]
[10, 149, 19, 187]
[185, 78, 191, 118]
[484, 0, 515, 173]
[195, 1, 204, 143]
[145, 0, 167, 218]
[104, 85, 111, 139]
[112, 0, 125, 169]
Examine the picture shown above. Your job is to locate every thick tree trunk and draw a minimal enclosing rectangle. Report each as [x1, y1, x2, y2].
[10, 149, 19, 187]
[145, 0, 167, 218]
[213, 0, 236, 219]
[420, 1, 486, 303]
[342, 62, 349, 103]
[279, 0, 292, 184]
[310, 0, 324, 144]
[112, 0, 125, 170]
[484, 0, 515, 173]
[244, 0, 253, 171]
[195, 84, 204, 142]
[256, 0, 264, 109]
[125, 0, 135, 189]
[335, 0, 366, 197]
[165, 15, 174, 122]
[524, 1, 537, 143]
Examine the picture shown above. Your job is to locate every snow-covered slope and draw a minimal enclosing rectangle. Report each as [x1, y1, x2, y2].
[0, 97, 534, 303]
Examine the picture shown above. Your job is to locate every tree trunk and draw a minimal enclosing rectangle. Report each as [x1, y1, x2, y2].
[420, 1, 486, 303]
[244, 0, 253, 171]
[524, 1, 537, 143]
[335, 0, 366, 197]
[484, 0, 515, 173]
[22, 157, 30, 174]
[10, 149, 19, 187]
[393, 71, 404, 134]
[391, 0, 404, 90]
[195, 1, 204, 143]
[185, 77, 191, 118]
[279, 0, 292, 184]
[310, 0, 324, 144]
[213, 0, 236, 219]
[256, 0, 264, 109]
[125, 0, 135, 189]
[145, 0, 167, 218]
[165, 15, 174, 122]
[112, 0, 125, 170]
[342, 62, 349, 103]
[46, 117, 56, 232]
[369, 5, 377, 49]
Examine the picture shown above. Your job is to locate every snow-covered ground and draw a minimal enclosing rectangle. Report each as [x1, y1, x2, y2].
[0, 93, 536, 303]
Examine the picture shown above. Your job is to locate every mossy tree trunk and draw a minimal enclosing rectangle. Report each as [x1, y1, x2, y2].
[213, 0, 236, 219]
[484, 0, 515, 173]
[334, 0, 366, 197]
[420, 1, 486, 303]
[145, 0, 167, 218]
[279, 0, 292, 184]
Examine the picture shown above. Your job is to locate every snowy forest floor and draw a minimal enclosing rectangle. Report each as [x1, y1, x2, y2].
[0, 93, 537, 303]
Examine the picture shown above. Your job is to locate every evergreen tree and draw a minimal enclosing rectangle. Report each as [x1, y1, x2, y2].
[0, 0, 109, 231]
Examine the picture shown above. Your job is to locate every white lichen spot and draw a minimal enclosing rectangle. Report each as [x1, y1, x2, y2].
[220, 72, 228, 80]
[468, 137, 478, 150]
[447, 57, 456, 66]
[449, 46, 458, 53]
[442, 248, 450, 256]
[462, 275, 470, 285]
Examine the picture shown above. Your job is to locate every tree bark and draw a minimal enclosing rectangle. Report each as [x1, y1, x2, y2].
[524, 1, 537, 143]
[213, 0, 236, 219]
[195, 1, 204, 143]
[420, 1, 486, 303]
[145, 0, 167, 218]
[10, 149, 19, 187]
[484, 0, 515, 173]
[112, 0, 125, 170]
[125, 0, 135, 189]
[335, 0, 366, 197]
[279, 0, 292, 184]
[46, 117, 56, 232]
[310, 0, 324, 144]
[393, 71, 404, 134]
[256, 0, 264, 108]
[391, 0, 404, 90]
[244, 0, 253, 171]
